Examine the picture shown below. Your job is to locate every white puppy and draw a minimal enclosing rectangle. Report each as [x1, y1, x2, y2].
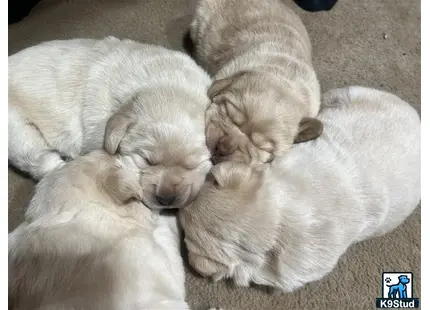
[189, 0, 322, 164]
[8, 150, 190, 310]
[179, 86, 421, 293]
[9, 37, 212, 209]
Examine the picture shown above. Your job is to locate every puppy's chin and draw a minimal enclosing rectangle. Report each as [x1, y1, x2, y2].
[212, 141, 275, 165]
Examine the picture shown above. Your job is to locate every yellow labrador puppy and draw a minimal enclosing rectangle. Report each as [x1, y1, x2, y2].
[179, 87, 421, 293]
[9, 37, 212, 209]
[8, 150, 191, 310]
[189, 0, 323, 164]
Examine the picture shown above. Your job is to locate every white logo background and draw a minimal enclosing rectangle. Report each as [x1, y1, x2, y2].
[382, 272, 413, 298]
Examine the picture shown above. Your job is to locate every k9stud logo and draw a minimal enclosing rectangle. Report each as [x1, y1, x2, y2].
[375, 272, 419, 308]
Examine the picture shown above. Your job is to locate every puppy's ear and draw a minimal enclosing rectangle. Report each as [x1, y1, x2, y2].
[104, 113, 135, 154]
[207, 71, 249, 99]
[294, 117, 323, 144]
[208, 77, 235, 99]
[103, 165, 142, 204]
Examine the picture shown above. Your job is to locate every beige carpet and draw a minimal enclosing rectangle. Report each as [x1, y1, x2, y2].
[8, 0, 421, 309]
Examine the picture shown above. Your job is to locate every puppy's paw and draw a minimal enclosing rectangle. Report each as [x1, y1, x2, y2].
[36, 151, 66, 180]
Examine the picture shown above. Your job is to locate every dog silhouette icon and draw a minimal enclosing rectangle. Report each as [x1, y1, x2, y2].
[386, 275, 410, 299]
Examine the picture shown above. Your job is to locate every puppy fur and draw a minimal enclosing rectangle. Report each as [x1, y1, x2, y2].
[9, 37, 212, 209]
[179, 86, 421, 292]
[8, 150, 190, 310]
[189, 0, 322, 164]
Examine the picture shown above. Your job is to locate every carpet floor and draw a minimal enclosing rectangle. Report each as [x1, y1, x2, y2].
[8, 0, 420, 309]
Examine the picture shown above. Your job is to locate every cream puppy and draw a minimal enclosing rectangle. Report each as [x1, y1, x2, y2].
[179, 86, 421, 293]
[189, 0, 323, 164]
[8, 150, 190, 310]
[9, 37, 212, 209]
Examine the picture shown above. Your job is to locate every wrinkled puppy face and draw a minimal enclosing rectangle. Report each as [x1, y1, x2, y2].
[206, 72, 323, 165]
[179, 162, 275, 285]
[104, 110, 212, 210]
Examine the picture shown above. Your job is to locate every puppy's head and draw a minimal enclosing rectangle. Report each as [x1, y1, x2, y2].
[104, 94, 212, 210]
[206, 72, 323, 164]
[179, 162, 278, 285]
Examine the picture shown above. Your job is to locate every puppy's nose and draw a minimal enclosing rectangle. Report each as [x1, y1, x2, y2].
[156, 195, 176, 206]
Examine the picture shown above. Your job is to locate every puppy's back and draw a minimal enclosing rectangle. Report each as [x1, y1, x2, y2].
[259, 87, 420, 291]
[191, 0, 312, 71]
[320, 86, 420, 235]
[8, 151, 187, 310]
[8, 38, 98, 120]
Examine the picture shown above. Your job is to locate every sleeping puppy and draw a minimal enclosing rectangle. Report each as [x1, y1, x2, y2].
[9, 37, 212, 209]
[189, 0, 323, 164]
[179, 86, 421, 292]
[8, 150, 190, 310]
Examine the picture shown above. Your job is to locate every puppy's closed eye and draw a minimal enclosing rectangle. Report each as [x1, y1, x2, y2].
[225, 102, 246, 126]
[251, 132, 274, 153]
